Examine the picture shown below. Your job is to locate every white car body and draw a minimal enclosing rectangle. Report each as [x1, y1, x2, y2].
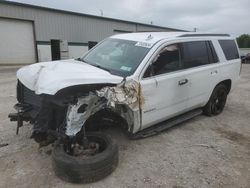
[17, 59, 123, 95]
[16, 32, 241, 135]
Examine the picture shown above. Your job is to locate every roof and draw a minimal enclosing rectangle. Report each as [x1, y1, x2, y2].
[112, 32, 231, 46]
[1, 1, 185, 31]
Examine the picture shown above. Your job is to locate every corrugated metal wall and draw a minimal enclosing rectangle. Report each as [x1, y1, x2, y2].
[0, 2, 177, 43]
[136, 25, 168, 32]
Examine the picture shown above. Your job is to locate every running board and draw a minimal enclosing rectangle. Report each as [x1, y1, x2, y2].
[130, 109, 203, 139]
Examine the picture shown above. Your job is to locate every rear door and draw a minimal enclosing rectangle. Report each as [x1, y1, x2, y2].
[180, 40, 221, 110]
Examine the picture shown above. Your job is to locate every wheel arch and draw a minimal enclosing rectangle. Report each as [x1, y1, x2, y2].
[84, 107, 129, 132]
[205, 79, 232, 107]
[217, 79, 232, 94]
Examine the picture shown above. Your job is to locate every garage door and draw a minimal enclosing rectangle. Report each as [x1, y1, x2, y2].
[0, 18, 36, 64]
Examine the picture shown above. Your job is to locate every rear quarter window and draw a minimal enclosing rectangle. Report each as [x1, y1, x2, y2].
[219, 40, 239, 60]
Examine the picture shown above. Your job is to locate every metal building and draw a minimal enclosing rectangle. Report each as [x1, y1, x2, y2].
[0, 1, 183, 65]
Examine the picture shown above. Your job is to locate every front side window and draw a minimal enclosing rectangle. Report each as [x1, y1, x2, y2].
[82, 38, 150, 77]
[144, 44, 182, 77]
[219, 40, 239, 60]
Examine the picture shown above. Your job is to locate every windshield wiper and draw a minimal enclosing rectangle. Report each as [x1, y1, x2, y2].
[75, 57, 85, 62]
[93, 64, 111, 73]
[76, 58, 111, 73]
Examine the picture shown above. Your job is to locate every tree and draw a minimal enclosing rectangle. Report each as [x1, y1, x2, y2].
[237, 34, 250, 48]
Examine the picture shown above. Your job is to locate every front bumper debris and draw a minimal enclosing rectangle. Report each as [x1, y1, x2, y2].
[8, 103, 32, 135]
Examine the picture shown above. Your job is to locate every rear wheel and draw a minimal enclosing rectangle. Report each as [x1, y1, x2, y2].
[203, 84, 228, 116]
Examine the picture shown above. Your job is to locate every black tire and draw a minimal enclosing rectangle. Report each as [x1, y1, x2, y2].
[203, 84, 228, 116]
[52, 132, 118, 183]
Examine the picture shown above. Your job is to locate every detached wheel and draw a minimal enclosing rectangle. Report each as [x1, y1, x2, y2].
[52, 132, 118, 183]
[203, 84, 228, 116]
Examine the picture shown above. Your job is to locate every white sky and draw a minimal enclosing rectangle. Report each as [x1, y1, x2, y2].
[8, 0, 250, 37]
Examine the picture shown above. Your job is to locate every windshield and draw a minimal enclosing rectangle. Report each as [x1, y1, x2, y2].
[82, 38, 150, 77]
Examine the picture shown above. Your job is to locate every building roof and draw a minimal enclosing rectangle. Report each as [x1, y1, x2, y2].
[1, 1, 185, 31]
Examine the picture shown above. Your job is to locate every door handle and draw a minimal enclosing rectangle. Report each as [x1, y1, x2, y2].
[211, 70, 218, 75]
[178, 79, 188, 85]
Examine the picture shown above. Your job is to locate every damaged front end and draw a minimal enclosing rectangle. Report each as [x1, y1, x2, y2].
[9, 79, 142, 146]
[66, 79, 142, 136]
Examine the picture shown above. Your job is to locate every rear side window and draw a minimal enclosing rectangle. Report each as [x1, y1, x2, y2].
[181, 41, 218, 68]
[219, 40, 239, 60]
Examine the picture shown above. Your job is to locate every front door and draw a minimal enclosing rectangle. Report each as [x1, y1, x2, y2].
[140, 43, 190, 130]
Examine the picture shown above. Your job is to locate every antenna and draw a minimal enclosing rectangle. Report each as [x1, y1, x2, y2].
[146, 34, 153, 41]
[100, 9, 103, 16]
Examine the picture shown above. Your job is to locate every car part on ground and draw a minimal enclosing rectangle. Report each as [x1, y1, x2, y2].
[52, 132, 118, 183]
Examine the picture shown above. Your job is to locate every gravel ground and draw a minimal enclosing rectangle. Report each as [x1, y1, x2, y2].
[0, 65, 249, 188]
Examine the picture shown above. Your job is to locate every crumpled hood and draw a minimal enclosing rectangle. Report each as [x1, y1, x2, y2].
[17, 59, 123, 95]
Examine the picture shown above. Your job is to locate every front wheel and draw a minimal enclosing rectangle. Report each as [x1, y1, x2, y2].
[52, 132, 118, 183]
[203, 84, 228, 116]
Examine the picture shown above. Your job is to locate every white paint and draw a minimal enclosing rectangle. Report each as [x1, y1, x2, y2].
[68, 46, 88, 59]
[37, 44, 52, 62]
[17, 59, 123, 95]
[139, 37, 241, 131]
[111, 32, 193, 47]
[0, 18, 36, 64]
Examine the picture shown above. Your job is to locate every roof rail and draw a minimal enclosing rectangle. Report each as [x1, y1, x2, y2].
[179, 33, 230, 37]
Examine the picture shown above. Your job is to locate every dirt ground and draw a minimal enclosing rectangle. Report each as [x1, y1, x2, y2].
[0, 65, 249, 188]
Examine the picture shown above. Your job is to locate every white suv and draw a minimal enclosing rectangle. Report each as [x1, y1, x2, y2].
[10, 32, 241, 137]
[9, 32, 241, 182]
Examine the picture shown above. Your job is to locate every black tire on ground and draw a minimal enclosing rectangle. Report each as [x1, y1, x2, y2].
[203, 84, 228, 116]
[52, 132, 118, 183]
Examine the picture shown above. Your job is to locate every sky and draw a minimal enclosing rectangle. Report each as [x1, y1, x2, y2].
[8, 0, 250, 37]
